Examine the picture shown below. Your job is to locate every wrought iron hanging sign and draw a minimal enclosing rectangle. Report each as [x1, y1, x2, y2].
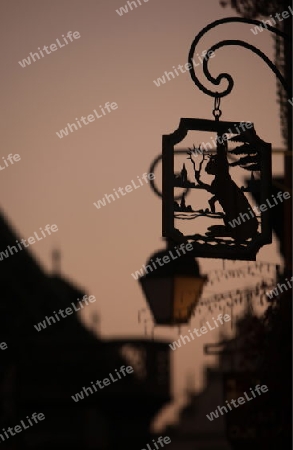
[163, 113, 272, 260]
[162, 17, 291, 261]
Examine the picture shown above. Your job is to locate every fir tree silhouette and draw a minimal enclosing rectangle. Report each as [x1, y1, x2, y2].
[228, 126, 263, 173]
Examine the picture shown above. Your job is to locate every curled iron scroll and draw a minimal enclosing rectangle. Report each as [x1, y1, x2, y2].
[188, 17, 292, 99]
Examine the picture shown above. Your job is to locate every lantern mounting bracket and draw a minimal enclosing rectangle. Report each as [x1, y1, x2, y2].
[188, 17, 292, 99]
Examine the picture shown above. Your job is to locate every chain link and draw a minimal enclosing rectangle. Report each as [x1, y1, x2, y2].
[212, 94, 222, 120]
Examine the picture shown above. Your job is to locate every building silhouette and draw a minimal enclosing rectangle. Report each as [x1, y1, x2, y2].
[174, 164, 195, 188]
[165, 301, 289, 449]
[0, 210, 171, 449]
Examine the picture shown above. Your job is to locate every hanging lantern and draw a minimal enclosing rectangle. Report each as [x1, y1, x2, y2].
[139, 245, 207, 325]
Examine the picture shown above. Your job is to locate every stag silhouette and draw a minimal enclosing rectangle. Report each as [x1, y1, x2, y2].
[187, 140, 258, 242]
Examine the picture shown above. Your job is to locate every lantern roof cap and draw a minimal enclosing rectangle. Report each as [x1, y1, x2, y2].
[143, 244, 201, 278]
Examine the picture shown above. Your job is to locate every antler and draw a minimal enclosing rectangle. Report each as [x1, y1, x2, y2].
[187, 145, 198, 176]
[198, 145, 207, 174]
[187, 144, 208, 185]
[187, 143, 204, 159]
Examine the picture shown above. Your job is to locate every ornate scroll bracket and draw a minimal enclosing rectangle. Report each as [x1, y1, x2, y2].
[188, 17, 292, 99]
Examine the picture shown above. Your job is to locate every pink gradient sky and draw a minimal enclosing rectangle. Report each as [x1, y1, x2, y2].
[1, 0, 285, 427]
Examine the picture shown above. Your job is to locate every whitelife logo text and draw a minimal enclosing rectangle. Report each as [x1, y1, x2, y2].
[34, 295, 96, 332]
[0, 224, 58, 262]
[0, 153, 21, 172]
[116, 0, 149, 16]
[206, 384, 269, 421]
[141, 435, 171, 450]
[250, 6, 293, 36]
[56, 102, 118, 139]
[131, 243, 193, 280]
[266, 276, 293, 300]
[229, 191, 291, 229]
[0, 413, 45, 444]
[94, 172, 155, 210]
[71, 365, 134, 402]
[18, 31, 81, 68]
[169, 314, 231, 351]
[153, 51, 215, 87]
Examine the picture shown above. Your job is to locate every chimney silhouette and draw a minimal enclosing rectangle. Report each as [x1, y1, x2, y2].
[52, 248, 61, 274]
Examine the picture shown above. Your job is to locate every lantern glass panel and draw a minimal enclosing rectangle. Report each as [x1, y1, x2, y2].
[173, 276, 206, 322]
[139, 276, 173, 324]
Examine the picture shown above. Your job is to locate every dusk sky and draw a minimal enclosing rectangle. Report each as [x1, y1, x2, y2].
[1, 0, 285, 428]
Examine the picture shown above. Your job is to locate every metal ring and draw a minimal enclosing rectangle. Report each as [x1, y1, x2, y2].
[148, 151, 191, 199]
[212, 109, 222, 120]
